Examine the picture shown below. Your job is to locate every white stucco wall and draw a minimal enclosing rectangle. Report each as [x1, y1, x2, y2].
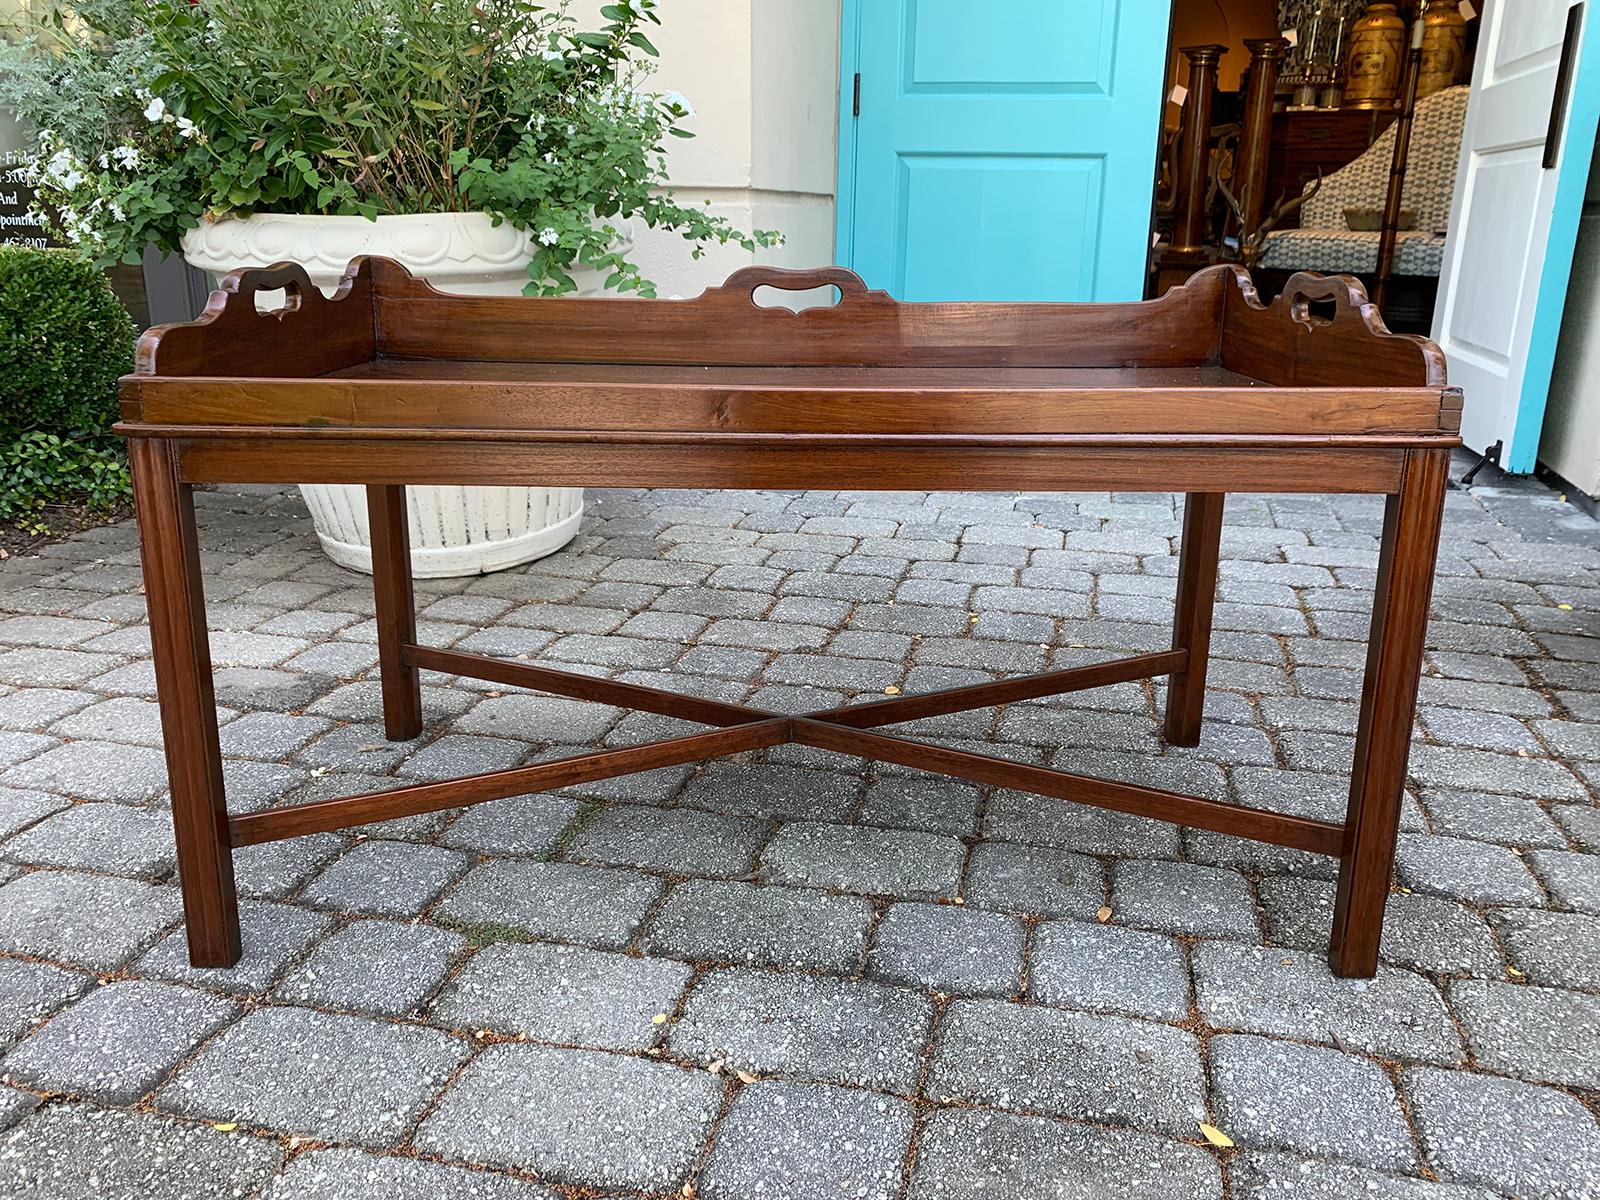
[618, 0, 841, 298]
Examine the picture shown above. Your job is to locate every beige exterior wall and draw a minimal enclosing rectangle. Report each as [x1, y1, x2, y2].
[622, 0, 841, 298]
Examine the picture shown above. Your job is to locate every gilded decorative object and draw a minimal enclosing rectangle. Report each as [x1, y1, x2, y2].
[1417, 0, 1468, 98]
[1344, 2, 1406, 110]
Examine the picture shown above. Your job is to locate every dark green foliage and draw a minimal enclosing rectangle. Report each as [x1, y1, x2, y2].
[0, 245, 136, 527]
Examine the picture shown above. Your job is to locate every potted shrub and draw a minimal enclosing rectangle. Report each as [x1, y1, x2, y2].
[2, 0, 778, 576]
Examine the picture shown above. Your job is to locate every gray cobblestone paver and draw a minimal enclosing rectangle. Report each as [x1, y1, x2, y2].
[1194, 942, 1463, 1064]
[908, 1107, 1222, 1200]
[1209, 1033, 1416, 1171]
[436, 859, 663, 948]
[4, 740, 169, 801]
[962, 841, 1106, 919]
[701, 1080, 914, 1200]
[1491, 908, 1600, 990]
[0, 1103, 284, 1200]
[275, 919, 465, 1016]
[2, 802, 174, 877]
[565, 803, 771, 875]
[1228, 1152, 1497, 1200]
[1405, 1066, 1600, 1200]
[300, 838, 473, 917]
[672, 967, 932, 1093]
[1448, 979, 1600, 1087]
[1028, 918, 1191, 1020]
[0, 787, 69, 839]
[259, 1148, 559, 1199]
[1111, 859, 1260, 939]
[414, 1043, 720, 1192]
[157, 1005, 470, 1146]
[0, 871, 180, 970]
[432, 940, 691, 1049]
[644, 879, 873, 971]
[761, 820, 966, 898]
[1258, 875, 1503, 975]
[1, 979, 237, 1102]
[928, 997, 1205, 1135]
[136, 900, 334, 994]
[0, 473, 1597, 1197]
[0, 958, 92, 1051]
[867, 901, 1024, 997]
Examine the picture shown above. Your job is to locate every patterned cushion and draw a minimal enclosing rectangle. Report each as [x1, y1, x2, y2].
[1257, 228, 1447, 276]
[1300, 86, 1470, 232]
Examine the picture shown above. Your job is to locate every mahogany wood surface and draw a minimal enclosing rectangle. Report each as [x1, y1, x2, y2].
[120, 257, 1457, 978]
[368, 485, 422, 741]
[128, 439, 240, 965]
[1164, 493, 1225, 746]
[1330, 448, 1451, 976]
[169, 440, 1413, 496]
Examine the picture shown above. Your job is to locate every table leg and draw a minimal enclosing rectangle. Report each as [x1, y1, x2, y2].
[368, 485, 422, 741]
[1330, 449, 1448, 978]
[129, 439, 240, 968]
[1163, 492, 1224, 747]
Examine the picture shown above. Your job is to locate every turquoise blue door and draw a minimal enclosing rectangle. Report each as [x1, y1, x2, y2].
[839, 0, 1172, 301]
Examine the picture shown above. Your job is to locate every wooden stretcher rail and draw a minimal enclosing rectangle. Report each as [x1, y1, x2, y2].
[121, 258, 1456, 982]
[227, 650, 1344, 857]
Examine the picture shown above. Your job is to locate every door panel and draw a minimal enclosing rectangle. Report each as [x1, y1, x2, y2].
[843, 0, 1169, 302]
[898, 155, 1103, 299]
[905, 0, 1110, 92]
[1432, 0, 1600, 471]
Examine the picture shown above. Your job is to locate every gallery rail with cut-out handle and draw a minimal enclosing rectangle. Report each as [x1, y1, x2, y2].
[118, 258, 1459, 978]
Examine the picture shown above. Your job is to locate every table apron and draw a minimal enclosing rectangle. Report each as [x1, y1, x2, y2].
[164, 437, 1416, 494]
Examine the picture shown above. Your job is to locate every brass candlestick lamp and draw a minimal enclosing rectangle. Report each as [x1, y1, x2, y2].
[1278, 0, 1368, 109]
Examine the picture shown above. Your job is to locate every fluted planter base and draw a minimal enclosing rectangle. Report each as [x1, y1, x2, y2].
[181, 211, 627, 576]
[301, 484, 585, 580]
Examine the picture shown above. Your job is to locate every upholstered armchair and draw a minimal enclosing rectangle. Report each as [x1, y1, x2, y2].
[1257, 86, 1470, 279]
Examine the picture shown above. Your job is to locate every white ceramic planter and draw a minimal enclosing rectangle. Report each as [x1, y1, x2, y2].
[181, 211, 629, 577]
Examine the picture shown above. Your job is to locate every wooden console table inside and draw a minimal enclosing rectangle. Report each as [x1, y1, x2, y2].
[118, 258, 1460, 979]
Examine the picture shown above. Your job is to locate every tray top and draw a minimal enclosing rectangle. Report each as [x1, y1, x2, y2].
[118, 258, 1460, 447]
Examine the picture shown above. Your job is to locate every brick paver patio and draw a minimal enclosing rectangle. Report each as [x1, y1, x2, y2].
[0, 457, 1597, 1198]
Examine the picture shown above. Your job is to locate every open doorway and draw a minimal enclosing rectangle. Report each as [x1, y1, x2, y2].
[1150, 0, 1478, 335]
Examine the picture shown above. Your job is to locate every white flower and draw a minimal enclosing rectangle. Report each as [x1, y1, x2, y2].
[543, 151, 555, 163]
[537, 227, 559, 246]
[143, 96, 167, 123]
[661, 90, 695, 117]
[109, 202, 125, 222]
[111, 145, 141, 169]
[175, 116, 199, 139]
[541, 48, 563, 62]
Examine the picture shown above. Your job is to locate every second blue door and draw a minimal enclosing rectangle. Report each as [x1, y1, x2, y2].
[841, 0, 1172, 301]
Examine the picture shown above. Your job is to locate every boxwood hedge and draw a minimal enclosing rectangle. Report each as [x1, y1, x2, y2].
[0, 245, 136, 529]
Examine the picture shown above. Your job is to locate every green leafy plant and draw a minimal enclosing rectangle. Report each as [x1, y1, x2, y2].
[0, 0, 780, 295]
[0, 245, 135, 529]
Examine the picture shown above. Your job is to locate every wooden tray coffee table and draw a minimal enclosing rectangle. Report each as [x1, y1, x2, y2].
[118, 258, 1458, 978]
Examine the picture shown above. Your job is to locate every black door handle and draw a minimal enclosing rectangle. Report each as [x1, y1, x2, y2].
[1545, 3, 1584, 169]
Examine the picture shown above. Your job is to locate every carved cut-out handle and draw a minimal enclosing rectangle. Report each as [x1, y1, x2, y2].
[219, 261, 316, 313]
[718, 265, 869, 301]
[1281, 271, 1370, 327]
